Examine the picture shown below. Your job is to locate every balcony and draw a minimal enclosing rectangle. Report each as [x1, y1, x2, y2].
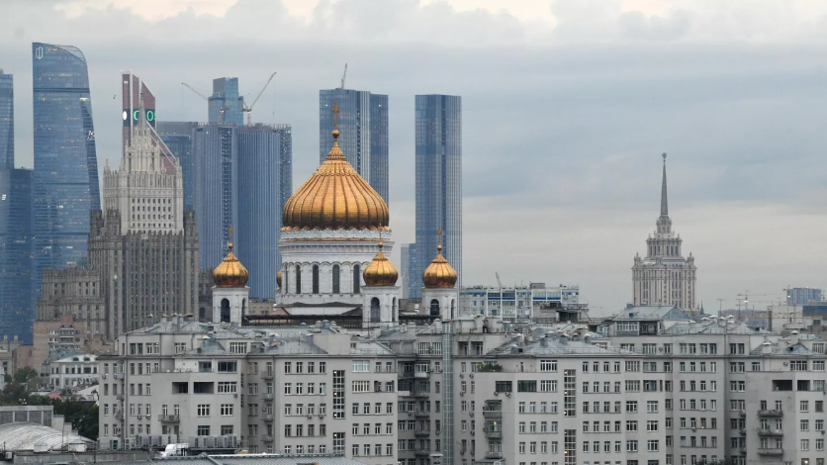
[401, 390, 430, 398]
[738, 410, 746, 418]
[485, 430, 502, 439]
[263, 393, 274, 400]
[415, 410, 430, 418]
[262, 414, 274, 422]
[758, 410, 783, 417]
[115, 394, 124, 401]
[414, 429, 431, 437]
[738, 428, 746, 436]
[414, 449, 431, 457]
[115, 373, 125, 380]
[757, 429, 783, 437]
[482, 409, 502, 419]
[414, 371, 431, 379]
[115, 411, 124, 420]
[158, 414, 180, 423]
[261, 371, 274, 380]
[485, 452, 503, 459]
[757, 448, 783, 456]
[262, 435, 274, 443]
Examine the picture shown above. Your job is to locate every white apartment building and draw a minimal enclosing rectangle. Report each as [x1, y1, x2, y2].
[459, 284, 585, 322]
[45, 353, 99, 389]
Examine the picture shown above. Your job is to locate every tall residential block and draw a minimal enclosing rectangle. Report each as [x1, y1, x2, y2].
[209, 77, 244, 126]
[413, 94, 462, 298]
[319, 89, 389, 203]
[192, 124, 238, 270]
[236, 124, 292, 299]
[32, 42, 101, 296]
[158, 121, 199, 211]
[632, 155, 697, 310]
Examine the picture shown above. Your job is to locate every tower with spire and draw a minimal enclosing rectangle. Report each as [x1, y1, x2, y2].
[632, 154, 697, 310]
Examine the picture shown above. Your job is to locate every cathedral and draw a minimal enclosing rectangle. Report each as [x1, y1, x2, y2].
[211, 105, 459, 328]
[632, 154, 697, 310]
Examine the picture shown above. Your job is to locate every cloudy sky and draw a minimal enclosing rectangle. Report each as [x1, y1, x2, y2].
[3, 0, 827, 315]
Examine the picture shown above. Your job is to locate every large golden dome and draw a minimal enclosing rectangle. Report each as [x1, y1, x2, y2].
[282, 128, 389, 231]
[363, 241, 398, 286]
[213, 241, 249, 288]
[423, 244, 458, 289]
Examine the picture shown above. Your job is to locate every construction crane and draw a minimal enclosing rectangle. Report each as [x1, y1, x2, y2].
[340, 63, 348, 89]
[181, 82, 225, 123]
[241, 71, 277, 126]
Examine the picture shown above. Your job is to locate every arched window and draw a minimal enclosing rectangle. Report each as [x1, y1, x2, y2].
[220, 298, 230, 323]
[451, 299, 456, 319]
[312, 265, 320, 294]
[370, 298, 381, 323]
[332, 265, 341, 294]
[353, 265, 361, 294]
[198, 307, 207, 322]
[392, 298, 398, 322]
[295, 265, 302, 294]
[242, 298, 247, 316]
[430, 299, 440, 317]
[283, 269, 288, 294]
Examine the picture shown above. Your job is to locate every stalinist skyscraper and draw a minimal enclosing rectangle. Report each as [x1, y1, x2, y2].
[632, 154, 697, 310]
[89, 81, 198, 337]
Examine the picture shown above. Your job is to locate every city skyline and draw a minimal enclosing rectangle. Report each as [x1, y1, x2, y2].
[1, 1, 826, 314]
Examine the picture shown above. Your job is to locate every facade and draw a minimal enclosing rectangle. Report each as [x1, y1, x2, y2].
[236, 124, 293, 299]
[459, 283, 585, 322]
[192, 124, 238, 270]
[157, 122, 199, 211]
[0, 169, 34, 341]
[401, 243, 417, 300]
[209, 77, 244, 126]
[32, 42, 101, 317]
[787, 288, 823, 306]
[319, 89, 389, 203]
[632, 155, 697, 310]
[412, 95, 462, 299]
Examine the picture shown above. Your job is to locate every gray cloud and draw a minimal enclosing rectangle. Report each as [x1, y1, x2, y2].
[2, 0, 827, 314]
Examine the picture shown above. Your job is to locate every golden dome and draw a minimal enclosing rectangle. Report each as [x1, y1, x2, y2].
[363, 241, 398, 286]
[282, 128, 389, 231]
[423, 244, 458, 289]
[276, 270, 283, 289]
[213, 241, 249, 288]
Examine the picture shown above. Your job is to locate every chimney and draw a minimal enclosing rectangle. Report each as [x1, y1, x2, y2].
[539, 336, 549, 348]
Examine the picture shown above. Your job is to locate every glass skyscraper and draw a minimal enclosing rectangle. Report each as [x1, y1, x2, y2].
[192, 124, 238, 271]
[319, 89, 389, 203]
[0, 70, 12, 169]
[236, 124, 292, 299]
[209, 77, 244, 126]
[1, 71, 36, 341]
[158, 121, 199, 211]
[412, 94, 462, 298]
[32, 42, 100, 300]
[400, 243, 417, 299]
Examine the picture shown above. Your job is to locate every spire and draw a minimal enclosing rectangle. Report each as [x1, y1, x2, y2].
[660, 152, 668, 218]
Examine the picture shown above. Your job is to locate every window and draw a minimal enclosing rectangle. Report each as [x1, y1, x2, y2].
[519, 381, 537, 392]
[217, 382, 237, 393]
[197, 405, 210, 417]
[221, 404, 233, 416]
[540, 360, 557, 372]
[229, 342, 247, 354]
[353, 360, 370, 372]
[647, 440, 659, 452]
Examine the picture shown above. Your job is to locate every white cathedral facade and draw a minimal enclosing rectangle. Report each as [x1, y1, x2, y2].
[632, 154, 698, 310]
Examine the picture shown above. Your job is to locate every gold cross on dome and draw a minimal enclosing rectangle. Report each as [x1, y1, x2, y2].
[228, 226, 233, 243]
[437, 227, 443, 247]
[332, 101, 340, 130]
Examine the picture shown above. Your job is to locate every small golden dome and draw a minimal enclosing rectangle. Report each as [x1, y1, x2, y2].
[423, 244, 457, 288]
[282, 128, 389, 231]
[363, 241, 398, 286]
[276, 270, 283, 289]
[213, 241, 249, 288]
